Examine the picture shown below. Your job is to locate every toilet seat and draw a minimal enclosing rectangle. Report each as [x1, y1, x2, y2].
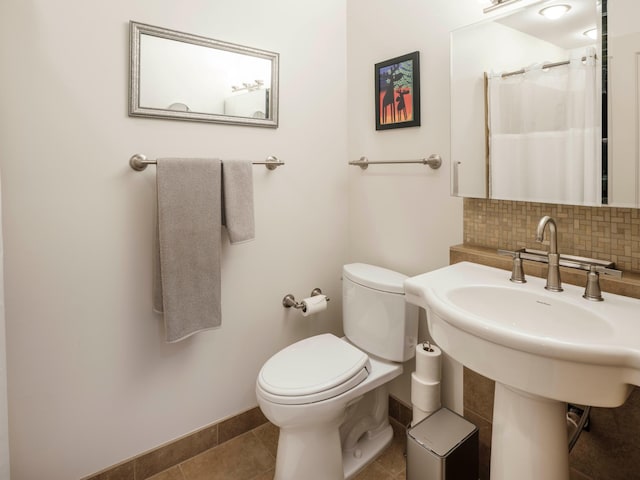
[257, 333, 371, 405]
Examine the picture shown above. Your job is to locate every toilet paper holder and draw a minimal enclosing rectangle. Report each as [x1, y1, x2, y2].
[282, 288, 330, 311]
[422, 341, 435, 353]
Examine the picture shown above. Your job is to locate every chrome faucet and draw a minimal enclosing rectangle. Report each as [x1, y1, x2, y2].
[536, 216, 563, 292]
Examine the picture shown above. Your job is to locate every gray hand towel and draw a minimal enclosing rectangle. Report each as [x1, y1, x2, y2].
[222, 160, 255, 244]
[153, 158, 222, 343]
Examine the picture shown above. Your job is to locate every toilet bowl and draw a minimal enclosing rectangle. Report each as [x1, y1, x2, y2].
[256, 264, 418, 480]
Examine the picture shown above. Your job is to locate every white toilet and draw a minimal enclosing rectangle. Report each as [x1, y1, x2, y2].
[256, 263, 419, 480]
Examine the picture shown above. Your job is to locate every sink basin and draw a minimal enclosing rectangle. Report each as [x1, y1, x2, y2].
[404, 261, 640, 480]
[447, 285, 613, 342]
[405, 261, 640, 406]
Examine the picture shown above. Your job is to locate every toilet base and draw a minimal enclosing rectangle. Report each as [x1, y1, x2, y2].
[343, 423, 393, 479]
[273, 419, 394, 480]
[274, 420, 345, 480]
[259, 346, 404, 480]
[272, 386, 394, 480]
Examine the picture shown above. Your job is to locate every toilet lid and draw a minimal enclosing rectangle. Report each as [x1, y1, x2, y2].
[257, 333, 370, 405]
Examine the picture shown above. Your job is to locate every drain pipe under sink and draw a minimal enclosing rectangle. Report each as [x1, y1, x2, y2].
[568, 405, 591, 452]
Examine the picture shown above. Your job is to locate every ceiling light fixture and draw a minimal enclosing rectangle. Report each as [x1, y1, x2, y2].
[584, 28, 597, 40]
[539, 4, 572, 20]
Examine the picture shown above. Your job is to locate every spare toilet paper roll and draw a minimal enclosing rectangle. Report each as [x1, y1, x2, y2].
[301, 295, 328, 317]
[411, 372, 441, 412]
[415, 343, 442, 382]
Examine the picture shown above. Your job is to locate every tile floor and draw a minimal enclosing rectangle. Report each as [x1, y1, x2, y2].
[148, 418, 407, 480]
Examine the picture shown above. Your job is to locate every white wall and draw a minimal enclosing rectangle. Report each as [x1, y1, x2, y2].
[346, 0, 493, 412]
[0, 1, 347, 479]
[0, 0, 537, 477]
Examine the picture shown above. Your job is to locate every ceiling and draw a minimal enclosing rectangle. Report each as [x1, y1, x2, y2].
[495, 0, 598, 50]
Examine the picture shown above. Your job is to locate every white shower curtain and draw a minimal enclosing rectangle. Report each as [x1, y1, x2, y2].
[488, 48, 600, 205]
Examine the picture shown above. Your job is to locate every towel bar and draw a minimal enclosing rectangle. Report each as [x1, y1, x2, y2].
[349, 154, 442, 170]
[129, 154, 285, 171]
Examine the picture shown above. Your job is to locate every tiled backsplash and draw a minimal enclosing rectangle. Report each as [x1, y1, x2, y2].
[463, 198, 640, 273]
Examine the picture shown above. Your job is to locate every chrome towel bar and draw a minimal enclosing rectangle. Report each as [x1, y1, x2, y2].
[349, 154, 442, 170]
[129, 154, 285, 171]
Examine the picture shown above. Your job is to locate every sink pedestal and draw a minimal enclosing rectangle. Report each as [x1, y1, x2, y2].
[491, 383, 569, 480]
[404, 261, 640, 480]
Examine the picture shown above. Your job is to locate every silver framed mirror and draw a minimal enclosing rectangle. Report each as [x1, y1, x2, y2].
[129, 21, 279, 128]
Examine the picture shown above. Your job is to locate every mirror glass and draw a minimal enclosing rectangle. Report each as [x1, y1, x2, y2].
[450, 0, 602, 205]
[129, 21, 279, 128]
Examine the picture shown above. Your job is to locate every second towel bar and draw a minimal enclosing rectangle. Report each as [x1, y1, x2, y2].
[349, 154, 442, 170]
[129, 154, 285, 171]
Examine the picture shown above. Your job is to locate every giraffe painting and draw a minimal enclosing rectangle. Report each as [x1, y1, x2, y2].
[375, 51, 421, 130]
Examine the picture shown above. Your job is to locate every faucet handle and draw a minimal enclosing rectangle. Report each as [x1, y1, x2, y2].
[592, 265, 623, 278]
[583, 265, 604, 302]
[510, 251, 527, 284]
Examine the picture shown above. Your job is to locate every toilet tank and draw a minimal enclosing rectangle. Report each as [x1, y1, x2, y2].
[342, 263, 418, 362]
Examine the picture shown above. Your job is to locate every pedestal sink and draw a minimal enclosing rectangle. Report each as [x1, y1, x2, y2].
[404, 261, 640, 480]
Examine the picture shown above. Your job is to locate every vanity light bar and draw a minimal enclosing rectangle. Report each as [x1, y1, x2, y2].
[483, 0, 522, 14]
[129, 154, 285, 171]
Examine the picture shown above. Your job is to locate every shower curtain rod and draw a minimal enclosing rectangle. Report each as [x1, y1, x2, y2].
[500, 56, 591, 79]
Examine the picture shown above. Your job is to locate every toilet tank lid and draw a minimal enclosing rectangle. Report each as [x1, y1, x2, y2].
[343, 263, 407, 294]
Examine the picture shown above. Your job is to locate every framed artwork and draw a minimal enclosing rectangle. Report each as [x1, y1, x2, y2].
[375, 51, 421, 130]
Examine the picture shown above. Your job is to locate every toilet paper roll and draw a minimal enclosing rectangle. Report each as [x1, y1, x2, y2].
[301, 295, 328, 317]
[412, 406, 438, 427]
[411, 372, 441, 412]
[415, 343, 442, 383]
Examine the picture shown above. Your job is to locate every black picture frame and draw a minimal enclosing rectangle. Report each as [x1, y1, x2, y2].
[375, 51, 421, 130]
